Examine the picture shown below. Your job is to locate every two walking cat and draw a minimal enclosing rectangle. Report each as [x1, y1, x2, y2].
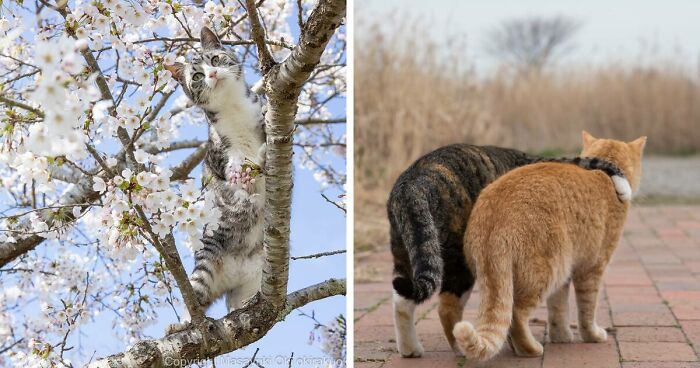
[390, 132, 645, 361]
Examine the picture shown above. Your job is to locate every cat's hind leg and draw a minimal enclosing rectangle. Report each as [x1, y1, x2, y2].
[393, 290, 424, 358]
[165, 242, 228, 335]
[389, 217, 426, 358]
[573, 268, 608, 343]
[509, 296, 544, 357]
[225, 271, 261, 312]
[439, 241, 475, 355]
[438, 291, 471, 356]
[547, 280, 573, 343]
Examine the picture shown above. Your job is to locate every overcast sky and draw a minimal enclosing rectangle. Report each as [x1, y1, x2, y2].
[358, 0, 700, 71]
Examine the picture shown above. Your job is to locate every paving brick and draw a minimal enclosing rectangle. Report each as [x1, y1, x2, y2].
[611, 302, 677, 324]
[623, 363, 700, 368]
[469, 356, 543, 368]
[355, 340, 394, 362]
[612, 309, 678, 326]
[383, 352, 461, 368]
[355, 206, 700, 368]
[616, 327, 686, 342]
[662, 291, 700, 303]
[354, 361, 385, 368]
[619, 342, 697, 362]
[418, 333, 454, 353]
[671, 304, 700, 320]
[542, 340, 620, 368]
[679, 320, 700, 356]
[355, 302, 396, 327]
[355, 291, 392, 311]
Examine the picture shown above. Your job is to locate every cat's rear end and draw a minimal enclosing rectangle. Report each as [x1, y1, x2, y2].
[388, 144, 532, 356]
[388, 142, 631, 358]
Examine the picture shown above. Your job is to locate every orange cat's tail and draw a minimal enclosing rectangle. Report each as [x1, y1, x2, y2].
[453, 247, 513, 361]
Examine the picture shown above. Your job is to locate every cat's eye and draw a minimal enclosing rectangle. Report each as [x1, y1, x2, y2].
[211, 56, 220, 65]
[192, 72, 204, 81]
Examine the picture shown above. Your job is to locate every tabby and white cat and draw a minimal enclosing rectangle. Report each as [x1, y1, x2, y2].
[164, 27, 266, 333]
[453, 132, 645, 361]
[389, 144, 631, 357]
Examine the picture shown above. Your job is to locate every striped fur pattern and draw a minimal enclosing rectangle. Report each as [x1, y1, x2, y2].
[388, 143, 630, 357]
[164, 27, 266, 334]
[453, 132, 646, 361]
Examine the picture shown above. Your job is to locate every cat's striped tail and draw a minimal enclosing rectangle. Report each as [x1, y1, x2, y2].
[389, 183, 443, 303]
[453, 239, 513, 361]
[530, 156, 632, 201]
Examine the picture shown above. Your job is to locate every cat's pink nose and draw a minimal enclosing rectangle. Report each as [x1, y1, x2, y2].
[208, 70, 217, 78]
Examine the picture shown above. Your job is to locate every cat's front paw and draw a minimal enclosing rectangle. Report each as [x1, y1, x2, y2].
[510, 337, 544, 357]
[548, 325, 574, 343]
[580, 325, 607, 343]
[397, 340, 424, 358]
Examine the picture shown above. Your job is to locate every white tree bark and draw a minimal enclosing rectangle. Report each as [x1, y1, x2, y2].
[257, 0, 346, 310]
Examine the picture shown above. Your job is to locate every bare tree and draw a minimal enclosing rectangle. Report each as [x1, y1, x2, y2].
[485, 15, 581, 72]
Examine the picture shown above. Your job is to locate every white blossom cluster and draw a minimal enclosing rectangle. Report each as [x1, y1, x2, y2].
[308, 314, 347, 368]
[0, 0, 345, 365]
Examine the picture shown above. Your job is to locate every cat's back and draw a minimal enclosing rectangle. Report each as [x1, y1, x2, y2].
[390, 144, 529, 198]
[469, 162, 624, 233]
[479, 162, 616, 206]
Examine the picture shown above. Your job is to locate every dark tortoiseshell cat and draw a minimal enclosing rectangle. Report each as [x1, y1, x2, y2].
[388, 144, 630, 357]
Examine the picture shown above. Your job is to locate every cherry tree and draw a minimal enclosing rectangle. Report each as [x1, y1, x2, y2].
[0, 0, 346, 366]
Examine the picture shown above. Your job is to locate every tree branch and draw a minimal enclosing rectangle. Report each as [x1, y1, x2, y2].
[245, 0, 277, 74]
[0, 146, 207, 268]
[143, 140, 206, 155]
[295, 117, 346, 126]
[290, 249, 345, 260]
[260, 0, 346, 310]
[134, 207, 204, 324]
[86, 278, 345, 368]
[125, 37, 294, 50]
[0, 95, 44, 117]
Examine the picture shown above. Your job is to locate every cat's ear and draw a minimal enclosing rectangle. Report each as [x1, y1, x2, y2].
[582, 130, 597, 148]
[164, 63, 186, 83]
[629, 136, 647, 153]
[200, 27, 222, 50]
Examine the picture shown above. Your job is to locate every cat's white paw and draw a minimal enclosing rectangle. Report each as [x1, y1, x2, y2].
[397, 340, 424, 358]
[548, 325, 574, 343]
[612, 175, 632, 201]
[581, 325, 607, 343]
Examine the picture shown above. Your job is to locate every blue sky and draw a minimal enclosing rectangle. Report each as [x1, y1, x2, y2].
[360, 0, 700, 72]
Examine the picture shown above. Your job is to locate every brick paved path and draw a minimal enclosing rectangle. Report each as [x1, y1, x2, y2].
[354, 206, 700, 368]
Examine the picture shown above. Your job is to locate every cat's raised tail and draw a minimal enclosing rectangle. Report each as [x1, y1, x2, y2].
[453, 234, 514, 361]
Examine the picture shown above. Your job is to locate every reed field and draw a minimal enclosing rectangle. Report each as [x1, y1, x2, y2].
[354, 20, 700, 251]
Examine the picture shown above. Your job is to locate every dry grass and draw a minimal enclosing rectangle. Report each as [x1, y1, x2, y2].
[354, 19, 700, 250]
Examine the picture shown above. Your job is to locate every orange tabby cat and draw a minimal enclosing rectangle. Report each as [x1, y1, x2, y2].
[453, 132, 646, 361]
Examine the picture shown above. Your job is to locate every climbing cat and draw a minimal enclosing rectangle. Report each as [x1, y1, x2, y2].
[164, 27, 266, 334]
